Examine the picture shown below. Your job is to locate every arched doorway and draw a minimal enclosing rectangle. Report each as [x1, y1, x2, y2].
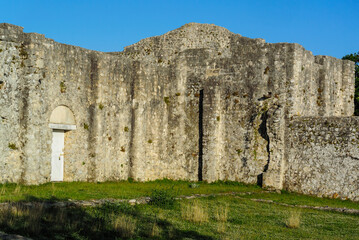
[49, 106, 76, 181]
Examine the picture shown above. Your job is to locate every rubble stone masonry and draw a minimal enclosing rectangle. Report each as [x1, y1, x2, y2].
[0, 23, 357, 200]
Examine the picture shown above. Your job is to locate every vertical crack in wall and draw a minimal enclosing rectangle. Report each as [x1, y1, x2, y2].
[198, 89, 204, 181]
[19, 86, 29, 183]
[257, 110, 270, 186]
[18, 42, 30, 183]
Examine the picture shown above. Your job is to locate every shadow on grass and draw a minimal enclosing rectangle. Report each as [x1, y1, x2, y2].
[0, 201, 215, 240]
[22, 194, 62, 203]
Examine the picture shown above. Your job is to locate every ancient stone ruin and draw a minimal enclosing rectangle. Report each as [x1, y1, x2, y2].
[0, 23, 358, 201]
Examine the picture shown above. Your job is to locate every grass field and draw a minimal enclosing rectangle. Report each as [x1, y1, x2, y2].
[0, 180, 358, 240]
[0, 180, 263, 202]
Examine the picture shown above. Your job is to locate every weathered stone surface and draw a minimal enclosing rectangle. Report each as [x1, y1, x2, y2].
[0, 22, 357, 201]
[285, 117, 359, 201]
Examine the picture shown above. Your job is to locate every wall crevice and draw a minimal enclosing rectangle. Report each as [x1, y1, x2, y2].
[198, 89, 204, 181]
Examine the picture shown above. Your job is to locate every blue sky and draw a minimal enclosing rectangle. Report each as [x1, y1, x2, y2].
[1, 0, 357, 58]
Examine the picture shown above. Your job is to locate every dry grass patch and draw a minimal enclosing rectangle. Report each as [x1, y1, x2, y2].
[13, 184, 21, 194]
[150, 222, 162, 237]
[286, 210, 301, 229]
[51, 182, 56, 196]
[181, 200, 209, 224]
[214, 204, 228, 233]
[214, 203, 228, 222]
[0, 185, 6, 195]
[112, 214, 137, 238]
[0, 203, 45, 235]
[217, 222, 227, 233]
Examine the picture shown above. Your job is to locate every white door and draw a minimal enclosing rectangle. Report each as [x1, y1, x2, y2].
[51, 130, 65, 181]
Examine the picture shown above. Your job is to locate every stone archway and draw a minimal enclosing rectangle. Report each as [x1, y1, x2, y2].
[49, 106, 76, 181]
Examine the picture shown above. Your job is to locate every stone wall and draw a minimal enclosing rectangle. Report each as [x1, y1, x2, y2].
[285, 117, 359, 201]
[0, 24, 26, 183]
[0, 23, 357, 201]
[121, 23, 297, 183]
[289, 48, 354, 117]
[0, 23, 132, 183]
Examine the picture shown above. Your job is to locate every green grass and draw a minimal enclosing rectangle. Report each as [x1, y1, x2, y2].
[0, 196, 358, 240]
[238, 190, 359, 210]
[0, 180, 358, 239]
[0, 180, 358, 211]
[0, 180, 263, 202]
[160, 197, 359, 240]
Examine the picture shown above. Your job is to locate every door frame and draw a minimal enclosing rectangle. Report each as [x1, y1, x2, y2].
[49, 124, 76, 182]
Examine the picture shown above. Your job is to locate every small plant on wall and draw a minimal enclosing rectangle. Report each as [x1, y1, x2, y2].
[60, 81, 66, 93]
[236, 149, 242, 156]
[8, 143, 18, 150]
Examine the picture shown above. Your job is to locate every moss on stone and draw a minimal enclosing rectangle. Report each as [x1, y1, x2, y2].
[164, 97, 170, 105]
[236, 149, 242, 155]
[60, 81, 66, 93]
[19, 46, 28, 59]
[8, 143, 18, 150]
